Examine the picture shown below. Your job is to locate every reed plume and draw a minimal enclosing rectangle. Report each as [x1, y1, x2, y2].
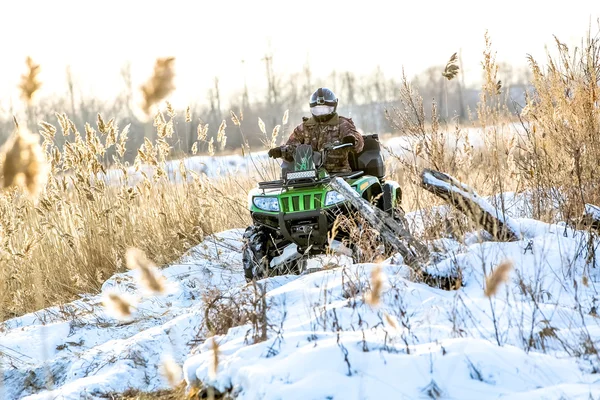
[19, 56, 42, 103]
[1, 126, 48, 198]
[484, 260, 513, 297]
[140, 57, 176, 116]
[126, 247, 166, 294]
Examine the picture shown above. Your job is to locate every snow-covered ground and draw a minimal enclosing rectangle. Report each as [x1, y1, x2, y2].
[102, 151, 272, 185]
[3, 191, 600, 399]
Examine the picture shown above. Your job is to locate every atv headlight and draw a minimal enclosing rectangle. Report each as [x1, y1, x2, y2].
[324, 190, 346, 206]
[253, 196, 280, 212]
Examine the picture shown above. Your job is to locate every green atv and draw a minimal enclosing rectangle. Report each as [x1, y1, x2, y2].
[243, 134, 408, 281]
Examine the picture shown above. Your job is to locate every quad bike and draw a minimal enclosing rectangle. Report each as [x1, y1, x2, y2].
[243, 134, 418, 281]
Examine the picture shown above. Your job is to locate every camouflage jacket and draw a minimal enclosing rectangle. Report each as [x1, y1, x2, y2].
[282, 113, 364, 173]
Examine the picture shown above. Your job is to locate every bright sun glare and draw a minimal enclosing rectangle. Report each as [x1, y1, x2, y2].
[1, 0, 599, 109]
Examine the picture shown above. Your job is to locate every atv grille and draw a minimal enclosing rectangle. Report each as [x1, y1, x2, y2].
[280, 193, 324, 212]
[314, 193, 323, 207]
[303, 195, 311, 209]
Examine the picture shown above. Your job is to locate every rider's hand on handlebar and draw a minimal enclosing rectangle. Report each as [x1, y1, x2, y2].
[342, 135, 356, 146]
[268, 146, 283, 159]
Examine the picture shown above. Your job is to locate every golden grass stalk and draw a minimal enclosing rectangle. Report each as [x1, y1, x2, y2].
[442, 52, 460, 80]
[258, 117, 266, 135]
[209, 337, 220, 379]
[484, 259, 513, 297]
[102, 292, 134, 319]
[19, 56, 42, 103]
[208, 137, 215, 156]
[160, 355, 183, 388]
[55, 112, 72, 136]
[383, 312, 400, 331]
[1, 127, 48, 198]
[166, 101, 176, 118]
[185, 106, 192, 122]
[366, 264, 385, 306]
[140, 57, 176, 116]
[282, 109, 289, 125]
[126, 247, 166, 294]
[197, 123, 208, 141]
[97, 113, 107, 134]
[271, 125, 281, 148]
[230, 110, 241, 127]
[217, 120, 227, 150]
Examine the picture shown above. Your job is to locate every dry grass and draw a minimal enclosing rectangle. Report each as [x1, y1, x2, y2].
[141, 57, 176, 117]
[442, 53, 460, 80]
[0, 27, 598, 400]
[19, 56, 42, 103]
[0, 109, 251, 321]
[117, 382, 188, 399]
[126, 248, 166, 295]
[484, 259, 514, 297]
[1, 126, 48, 197]
[382, 25, 589, 259]
[1, 27, 598, 333]
[517, 30, 600, 221]
[365, 264, 385, 306]
[102, 292, 135, 320]
[209, 337, 220, 379]
[160, 356, 183, 389]
[388, 27, 600, 227]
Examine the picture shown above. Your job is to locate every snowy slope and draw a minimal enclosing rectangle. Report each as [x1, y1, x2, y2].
[0, 231, 246, 399]
[3, 199, 600, 399]
[183, 222, 600, 399]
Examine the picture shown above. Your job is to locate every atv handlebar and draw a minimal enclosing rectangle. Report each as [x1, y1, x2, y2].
[312, 142, 353, 169]
[325, 142, 353, 151]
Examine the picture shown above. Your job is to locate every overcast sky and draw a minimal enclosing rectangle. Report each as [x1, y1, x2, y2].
[1, 0, 599, 110]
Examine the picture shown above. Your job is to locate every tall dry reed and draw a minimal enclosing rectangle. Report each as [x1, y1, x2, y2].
[0, 107, 251, 321]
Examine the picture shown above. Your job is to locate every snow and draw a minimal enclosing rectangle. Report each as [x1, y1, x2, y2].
[383, 124, 526, 158]
[421, 169, 522, 239]
[0, 230, 247, 399]
[101, 151, 273, 185]
[585, 204, 600, 222]
[3, 195, 600, 397]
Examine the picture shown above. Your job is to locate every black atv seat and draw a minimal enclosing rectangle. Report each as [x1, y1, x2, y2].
[349, 134, 385, 179]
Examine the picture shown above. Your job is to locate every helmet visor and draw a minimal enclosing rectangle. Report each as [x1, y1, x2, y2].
[311, 105, 335, 117]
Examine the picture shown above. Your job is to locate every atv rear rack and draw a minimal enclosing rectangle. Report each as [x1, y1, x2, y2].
[258, 171, 363, 190]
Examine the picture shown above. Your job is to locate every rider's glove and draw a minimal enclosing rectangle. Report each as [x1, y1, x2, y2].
[342, 135, 356, 146]
[268, 146, 283, 159]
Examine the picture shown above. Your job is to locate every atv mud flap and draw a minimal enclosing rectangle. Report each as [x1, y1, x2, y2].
[278, 209, 329, 251]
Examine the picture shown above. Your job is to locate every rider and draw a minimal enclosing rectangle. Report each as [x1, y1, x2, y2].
[268, 88, 364, 172]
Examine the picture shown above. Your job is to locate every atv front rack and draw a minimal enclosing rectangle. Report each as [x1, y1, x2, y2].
[258, 171, 363, 190]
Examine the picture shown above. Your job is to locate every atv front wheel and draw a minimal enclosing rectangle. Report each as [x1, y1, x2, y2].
[242, 226, 270, 281]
